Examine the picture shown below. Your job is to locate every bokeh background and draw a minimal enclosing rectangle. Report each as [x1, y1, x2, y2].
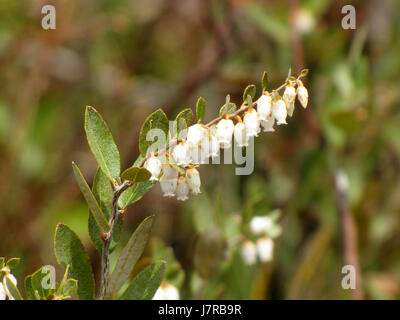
[1, 0, 400, 299]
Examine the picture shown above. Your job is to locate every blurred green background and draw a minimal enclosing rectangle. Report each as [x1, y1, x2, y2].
[1, 0, 400, 299]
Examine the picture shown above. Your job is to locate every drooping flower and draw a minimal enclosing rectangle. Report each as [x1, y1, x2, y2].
[216, 119, 234, 149]
[243, 108, 261, 137]
[257, 94, 272, 121]
[204, 131, 219, 158]
[160, 175, 177, 197]
[297, 84, 309, 108]
[272, 98, 287, 125]
[144, 156, 162, 181]
[260, 116, 275, 132]
[162, 164, 179, 180]
[234, 121, 249, 147]
[186, 124, 207, 147]
[283, 85, 296, 117]
[153, 281, 180, 300]
[176, 175, 189, 201]
[241, 240, 257, 265]
[186, 168, 201, 194]
[0, 283, 6, 300]
[172, 141, 191, 166]
[1, 273, 18, 300]
[256, 237, 274, 262]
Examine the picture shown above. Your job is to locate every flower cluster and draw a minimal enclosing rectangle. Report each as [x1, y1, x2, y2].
[143, 73, 309, 201]
[240, 212, 282, 265]
[0, 266, 18, 300]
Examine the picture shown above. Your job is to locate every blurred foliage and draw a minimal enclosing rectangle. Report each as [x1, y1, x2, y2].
[1, 0, 400, 299]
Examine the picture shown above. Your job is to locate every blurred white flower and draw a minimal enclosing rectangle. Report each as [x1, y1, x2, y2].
[250, 216, 274, 235]
[144, 156, 162, 181]
[295, 9, 316, 35]
[162, 164, 179, 180]
[256, 237, 274, 262]
[153, 282, 180, 300]
[241, 240, 257, 265]
[172, 141, 191, 166]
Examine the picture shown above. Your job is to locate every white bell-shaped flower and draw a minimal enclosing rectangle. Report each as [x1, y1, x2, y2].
[160, 175, 177, 197]
[176, 176, 189, 201]
[172, 141, 190, 166]
[283, 85, 296, 104]
[144, 156, 162, 181]
[204, 131, 219, 158]
[0, 283, 6, 300]
[257, 94, 272, 120]
[297, 84, 309, 108]
[234, 122, 249, 147]
[187, 124, 207, 146]
[256, 237, 274, 262]
[188, 143, 208, 165]
[243, 108, 260, 137]
[272, 99, 287, 125]
[153, 282, 180, 300]
[241, 240, 257, 265]
[186, 168, 201, 194]
[260, 116, 275, 132]
[216, 119, 234, 149]
[162, 164, 179, 180]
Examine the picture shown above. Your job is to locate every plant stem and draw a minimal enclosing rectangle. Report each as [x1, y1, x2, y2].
[99, 180, 131, 300]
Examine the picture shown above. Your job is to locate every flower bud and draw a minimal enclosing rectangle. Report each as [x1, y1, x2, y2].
[297, 84, 308, 108]
[160, 175, 177, 197]
[241, 240, 257, 265]
[260, 116, 275, 132]
[272, 99, 287, 125]
[176, 176, 189, 201]
[250, 216, 274, 235]
[243, 108, 261, 137]
[234, 122, 249, 147]
[172, 141, 190, 166]
[162, 164, 179, 180]
[257, 94, 272, 120]
[216, 119, 234, 149]
[187, 124, 207, 146]
[186, 168, 201, 194]
[256, 237, 274, 262]
[144, 156, 162, 181]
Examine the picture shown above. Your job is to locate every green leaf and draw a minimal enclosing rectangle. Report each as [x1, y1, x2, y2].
[119, 261, 166, 300]
[219, 95, 237, 116]
[54, 223, 95, 300]
[106, 216, 154, 299]
[24, 276, 37, 300]
[30, 267, 54, 299]
[85, 106, 120, 180]
[176, 108, 194, 137]
[88, 168, 121, 253]
[6, 257, 20, 269]
[0, 257, 4, 269]
[243, 84, 256, 103]
[196, 97, 205, 122]
[152, 239, 185, 288]
[56, 264, 70, 296]
[3, 275, 23, 300]
[63, 279, 78, 297]
[121, 166, 151, 183]
[300, 69, 309, 77]
[73, 162, 110, 233]
[262, 71, 268, 90]
[139, 109, 169, 156]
